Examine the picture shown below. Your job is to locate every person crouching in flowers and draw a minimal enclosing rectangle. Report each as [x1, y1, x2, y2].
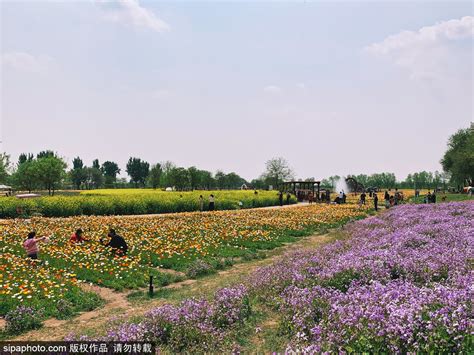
[70, 228, 89, 243]
[23, 231, 49, 260]
[101, 228, 128, 256]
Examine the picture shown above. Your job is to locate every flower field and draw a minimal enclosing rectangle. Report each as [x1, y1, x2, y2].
[0, 190, 295, 218]
[0, 249, 102, 328]
[68, 201, 473, 352]
[0, 204, 369, 328]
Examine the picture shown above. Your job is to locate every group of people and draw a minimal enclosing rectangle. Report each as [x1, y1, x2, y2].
[198, 194, 215, 211]
[23, 228, 129, 261]
[335, 191, 347, 204]
[278, 191, 293, 206]
[424, 191, 437, 204]
[356, 189, 404, 211]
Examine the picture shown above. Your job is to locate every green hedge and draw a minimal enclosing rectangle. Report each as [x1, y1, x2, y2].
[0, 190, 296, 218]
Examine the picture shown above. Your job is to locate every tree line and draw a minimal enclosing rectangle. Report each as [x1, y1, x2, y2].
[0, 124, 471, 194]
[0, 152, 295, 195]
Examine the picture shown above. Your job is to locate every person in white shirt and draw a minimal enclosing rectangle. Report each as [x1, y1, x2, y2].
[208, 194, 215, 211]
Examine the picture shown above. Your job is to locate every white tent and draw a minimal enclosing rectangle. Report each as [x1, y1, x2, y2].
[0, 185, 12, 190]
[15, 193, 41, 199]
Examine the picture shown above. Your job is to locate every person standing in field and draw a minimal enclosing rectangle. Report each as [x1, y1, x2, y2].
[23, 231, 49, 260]
[208, 194, 215, 211]
[431, 192, 437, 203]
[198, 195, 204, 212]
[278, 191, 284, 206]
[360, 192, 366, 205]
[425, 191, 431, 204]
[286, 192, 291, 205]
[373, 192, 379, 211]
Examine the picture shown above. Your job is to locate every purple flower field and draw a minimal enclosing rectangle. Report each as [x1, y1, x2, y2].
[253, 201, 473, 352]
[68, 202, 473, 352]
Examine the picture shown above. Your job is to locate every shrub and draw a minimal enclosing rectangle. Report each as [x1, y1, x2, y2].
[5, 306, 44, 334]
[184, 259, 214, 279]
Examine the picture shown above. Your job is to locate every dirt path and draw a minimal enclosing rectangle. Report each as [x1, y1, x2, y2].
[8, 232, 331, 341]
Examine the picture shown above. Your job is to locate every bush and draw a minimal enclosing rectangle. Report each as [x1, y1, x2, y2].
[185, 259, 215, 279]
[5, 306, 44, 334]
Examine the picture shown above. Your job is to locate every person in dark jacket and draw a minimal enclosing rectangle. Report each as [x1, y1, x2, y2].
[373, 192, 379, 211]
[101, 228, 128, 256]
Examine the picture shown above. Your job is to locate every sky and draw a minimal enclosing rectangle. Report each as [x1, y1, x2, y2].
[1, 0, 473, 181]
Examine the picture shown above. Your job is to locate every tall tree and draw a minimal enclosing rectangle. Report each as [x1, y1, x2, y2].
[148, 164, 162, 189]
[441, 126, 474, 187]
[18, 153, 33, 165]
[102, 161, 121, 187]
[168, 167, 190, 190]
[126, 157, 150, 187]
[160, 161, 176, 187]
[188, 166, 200, 190]
[92, 159, 100, 170]
[36, 150, 55, 159]
[225, 172, 246, 189]
[84, 167, 104, 189]
[0, 153, 11, 183]
[70, 157, 86, 189]
[35, 156, 67, 195]
[262, 157, 294, 189]
[13, 160, 38, 192]
[215, 170, 227, 189]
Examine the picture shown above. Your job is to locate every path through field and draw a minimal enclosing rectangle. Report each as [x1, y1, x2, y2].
[9, 230, 333, 341]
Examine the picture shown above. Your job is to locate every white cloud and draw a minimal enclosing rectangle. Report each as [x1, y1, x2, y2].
[263, 85, 282, 94]
[365, 16, 473, 80]
[1, 52, 53, 73]
[99, 0, 170, 33]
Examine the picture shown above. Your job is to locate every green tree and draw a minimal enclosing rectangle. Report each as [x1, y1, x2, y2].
[18, 153, 33, 165]
[160, 161, 176, 187]
[36, 150, 55, 159]
[0, 153, 11, 183]
[262, 157, 294, 189]
[35, 156, 67, 195]
[188, 166, 201, 190]
[200, 170, 215, 190]
[441, 126, 474, 187]
[70, 157, 86, 189]
[102, 161, 121, 187]
[84, 167, 104, 189]
[13, 160, 39, 192]
[215, 170, 227, 189]
[168, 167, 190, 190]
[92, 159, 100, 170]
[225, 172, 246, 189]
[250, 178, 266, 190]
[148, 164, 162, 189]
[328, 175, 341, 190]
[126, 157, 150, 187]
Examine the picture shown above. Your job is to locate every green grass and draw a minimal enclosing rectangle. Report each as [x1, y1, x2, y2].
[410, 193, 473, 204]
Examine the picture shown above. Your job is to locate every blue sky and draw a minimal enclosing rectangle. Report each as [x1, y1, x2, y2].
[1, 1, 472, 180]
